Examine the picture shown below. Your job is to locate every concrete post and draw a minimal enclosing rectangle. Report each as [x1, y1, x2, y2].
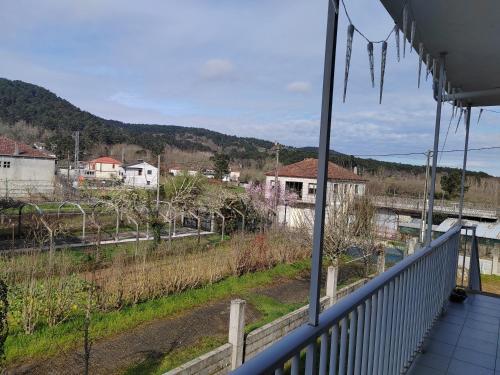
[228, 299, 246, 370]
[326, 265, 338, 306]
[492, 247, 499, 276]
[378, 249, 386, 274]
[407, 237, 417, 256]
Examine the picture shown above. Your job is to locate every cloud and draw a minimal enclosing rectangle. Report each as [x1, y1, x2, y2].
[286, 81, 312, 93]
[200, 59, 235, 80]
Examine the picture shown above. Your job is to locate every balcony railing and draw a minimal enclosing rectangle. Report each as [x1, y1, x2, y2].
[232, 225, 479, 375]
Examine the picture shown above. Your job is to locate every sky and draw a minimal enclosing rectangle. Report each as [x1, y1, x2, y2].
[1, 0, 499, 175]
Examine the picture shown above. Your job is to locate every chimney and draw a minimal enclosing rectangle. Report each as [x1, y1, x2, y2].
[14, 143, 19, 156]
[353, 166, 358, 175]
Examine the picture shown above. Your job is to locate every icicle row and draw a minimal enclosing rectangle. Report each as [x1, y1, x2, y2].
[367, 42, 375, 88]
[426, 54, 431, 81]
[379, 41, 387, 104]
[343, 24, 355, 102]
[417, 43, 423, 88]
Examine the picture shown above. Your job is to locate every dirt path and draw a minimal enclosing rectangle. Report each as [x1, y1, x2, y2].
[8, 274, 310, 375]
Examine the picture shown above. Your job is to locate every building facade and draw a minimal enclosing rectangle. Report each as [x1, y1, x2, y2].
[0, 136, 56, 198]
[122, 160, 158, 188]
[84, 156, 122, 180]
[265, 158, 367, 227]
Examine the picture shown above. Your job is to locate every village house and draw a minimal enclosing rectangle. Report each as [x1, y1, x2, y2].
[0, 135, 56, 197]
[265, 158, 367, 226]
[122, 160, 158, 188]
[83, 156, 122, 180]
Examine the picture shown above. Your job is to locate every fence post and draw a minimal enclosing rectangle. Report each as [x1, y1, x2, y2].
[229, 299, 246, 370]
[493, 247, 500, 275]
[326, 264, 338, 306]
[377, 249, 385, 274]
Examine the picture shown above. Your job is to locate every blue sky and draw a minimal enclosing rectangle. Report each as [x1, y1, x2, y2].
[1, 0, 499, 175]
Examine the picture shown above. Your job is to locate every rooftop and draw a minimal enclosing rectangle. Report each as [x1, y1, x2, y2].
[0, 135, 55, 159]
[88, 156, 122, 165]
[265, 158, 367, 182]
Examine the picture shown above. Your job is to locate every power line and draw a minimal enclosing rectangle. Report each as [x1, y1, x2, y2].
[349, 145, 500, 158]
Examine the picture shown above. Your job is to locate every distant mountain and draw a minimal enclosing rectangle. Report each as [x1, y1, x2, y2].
[0, 78, 490, 177]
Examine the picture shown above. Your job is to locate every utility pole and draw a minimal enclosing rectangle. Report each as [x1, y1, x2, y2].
[73, 131, 80, 181]
[156, 154, 161, 209]
[273, 142, 280, 222]
[420, 150, 431, 244]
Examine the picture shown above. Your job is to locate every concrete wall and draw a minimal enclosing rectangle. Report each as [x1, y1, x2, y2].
[0, 156, 55, 197]
[123, 162, 158, 188]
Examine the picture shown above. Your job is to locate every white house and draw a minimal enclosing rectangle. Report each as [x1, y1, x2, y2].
[122, 160, 158, 188]
[168, 164, 198, 177]
[0, 135, 56, 197]
[265, 158, 367, 226]
[83, 156, 122, 180]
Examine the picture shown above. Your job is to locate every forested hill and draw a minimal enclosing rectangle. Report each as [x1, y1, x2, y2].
[0, 78, 490, 177]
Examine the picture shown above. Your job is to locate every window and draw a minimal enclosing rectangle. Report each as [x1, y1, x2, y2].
[308, 183, 317, 195]
[147, 181, 151, 185]
[147, 170, 152, 175]
[333, 183, 338, 194]
[112, 164, 115, 169]
[285, 181, 303, 199]
[3, 161, 10, 168]
[138, 169, 143, 176]
[355, 185, 359, 195]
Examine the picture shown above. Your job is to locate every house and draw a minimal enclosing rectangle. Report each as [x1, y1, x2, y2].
[0, 135, 56, 197]
[265, 158, 367, 226]
[168, 164, 199, 177]
[83, 156, 122, 180]
[122, 160, 158, 188]
[229, 170, 241, 182]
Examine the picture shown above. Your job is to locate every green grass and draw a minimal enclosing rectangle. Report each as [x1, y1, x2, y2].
[5, 260, 310, 367]
[125, 292, 306, 374]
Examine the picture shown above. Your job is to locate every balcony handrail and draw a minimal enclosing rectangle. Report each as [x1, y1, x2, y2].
[232, 224, 462, 375]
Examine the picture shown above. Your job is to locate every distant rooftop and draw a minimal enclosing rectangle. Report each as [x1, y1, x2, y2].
[88, 156, 122, 165]
[265, 158, 367, 182]
[0, 135, 55, 159]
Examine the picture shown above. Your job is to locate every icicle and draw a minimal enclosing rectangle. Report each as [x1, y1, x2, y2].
[367, 42, 375, 88]
[455, 106, 463, 133]
[402, 5, 408, 58]
[379, 41, 387, 104]
[432, 58, 437, 80]
[447, 81, 452, 95]
[394, 26, 400, 62]
[330, 0, 338, 14]
[477, 108, 484, 125]
[425, 54, 431, 81]
[417, 43, 424, 88]
[410, 21, 416, 53]
[451, 89, 457, 118]
[343, 24, 355, 102]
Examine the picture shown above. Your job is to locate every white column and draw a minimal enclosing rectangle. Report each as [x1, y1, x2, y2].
[326, 264, 338, 306]
[228, 299, 246, 369]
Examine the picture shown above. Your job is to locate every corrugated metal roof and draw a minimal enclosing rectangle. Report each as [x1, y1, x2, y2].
[435, 218, 500, 240]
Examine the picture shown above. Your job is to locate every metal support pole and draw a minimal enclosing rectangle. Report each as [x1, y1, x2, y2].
[308, 0, 339, 326]
[425, 53, 446, 245]
[458, 106, 471, 222]
[420, 150, 431, 244]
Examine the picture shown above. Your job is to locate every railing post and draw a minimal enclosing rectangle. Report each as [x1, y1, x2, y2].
[492, 247, 499, 276]
[377, 249, 385, 274]
[326, 264, 338, 306]
[468, 228, 482, 292]
[229, 299, 246, 370]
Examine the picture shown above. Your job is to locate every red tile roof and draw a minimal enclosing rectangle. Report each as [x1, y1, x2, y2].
[0, 136, 55, 159]
[89, 156, 122, 165]
[265, 158, 367, 181]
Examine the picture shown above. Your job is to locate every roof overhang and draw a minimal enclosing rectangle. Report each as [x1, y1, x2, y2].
[379, 0, 500, 107]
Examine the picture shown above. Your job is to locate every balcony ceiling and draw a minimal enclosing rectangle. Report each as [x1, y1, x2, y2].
[379, 0, 500, 106]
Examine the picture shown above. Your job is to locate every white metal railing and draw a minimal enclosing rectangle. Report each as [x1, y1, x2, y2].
[232, 225, 462, 375]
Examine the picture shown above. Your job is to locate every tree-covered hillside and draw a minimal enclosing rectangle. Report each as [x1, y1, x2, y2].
[0, 78, 490, 177]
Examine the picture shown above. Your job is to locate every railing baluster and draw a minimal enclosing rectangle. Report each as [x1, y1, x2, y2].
[330, 324, 339, 375]
[377, 285, 389, 375]
[347, 310, 357, 375]
[305, 342, 316, 375]
[291, 354, 300, 375]
[319, 332, 329, 375]
[372, 288, 384, 374]
[354, 304, 364, 375]
[360, 299, 370, 375]
[366, 293, 377, 375]
[382, 281, 395, 374]
[275, 366, 284, 375]
[339, 317, 348, 375]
